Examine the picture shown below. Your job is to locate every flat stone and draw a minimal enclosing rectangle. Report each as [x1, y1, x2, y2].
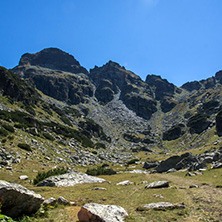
[92, 187, 107, 190]
[137, 202, 185, 211]
[145, 181, 169, 189]
[116, 180, 133, 186]
[19, 175, 29, 180]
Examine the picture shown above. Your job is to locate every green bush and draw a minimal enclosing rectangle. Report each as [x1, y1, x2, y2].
[86, 166, 116, 176]
[0, 128, 8, 137]
[0, 214, 16, 222]
[127, 159, 139, 165]
[2, 124, 14, 133]
[33, 167, 68, 185]
[42, 132, 54, 141]
[94, 143, 106, 149]
[7, 135, 14, 140]
[1, 138, 7, 143]
[60, 116, 72, 126]
[18, 143, 32, 152]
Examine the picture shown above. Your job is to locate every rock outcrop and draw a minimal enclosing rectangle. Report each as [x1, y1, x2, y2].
[78, 203, 128, 222]
[37, 171, 106, 187]
[0, 180, 44, 218]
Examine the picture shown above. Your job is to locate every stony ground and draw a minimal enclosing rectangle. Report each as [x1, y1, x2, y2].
[1, 154, 222, 222]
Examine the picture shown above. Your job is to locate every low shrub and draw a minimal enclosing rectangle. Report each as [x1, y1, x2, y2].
[0, 128, 8, 137]
[86, 166, 116, 176]
[7, 135, 14, 140]
[1, 138, 7, 143]
[127, 159, 139, 165]
[18, 143, 32, 152]
[42, 132, 54, 141]
[33, 167, 68, 185]
[94, 143, 106, 149]
[2, 124, 15, 133]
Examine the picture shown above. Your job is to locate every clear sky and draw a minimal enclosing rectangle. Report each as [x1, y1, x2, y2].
[1, 0, 222, 86]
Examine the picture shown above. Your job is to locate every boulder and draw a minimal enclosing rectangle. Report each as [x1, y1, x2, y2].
[155, 152, 198, 173]
[137, 202, 185, 211]
[37, 171, 106, 187]
[0, 180, 44, 218]
[78, 203, 128, 222]
[145, 181, 169, 189]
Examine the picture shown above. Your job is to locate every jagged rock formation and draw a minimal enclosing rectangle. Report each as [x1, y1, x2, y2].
[18, 47, 88, 74]
[89, 61, 157, 120]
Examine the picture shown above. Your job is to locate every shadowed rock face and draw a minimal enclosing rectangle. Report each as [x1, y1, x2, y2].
[19, 48, 88, 74]
[89, 61, 157, 119]
[0, 180, 44, 218]
[0, 66, 39, 105]
[216, 110, 222, 136]
[145, 75, 176, 100]
[12, 48, 93, 105]
[181, 81, 202, 91]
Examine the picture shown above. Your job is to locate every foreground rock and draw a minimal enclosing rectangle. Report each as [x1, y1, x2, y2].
[78, 203, 128, 222]
[37, 171, 106, 187]
[137, 202, 185, 211]
[145, 181, 169, 189]
[0, 180, 44, 218]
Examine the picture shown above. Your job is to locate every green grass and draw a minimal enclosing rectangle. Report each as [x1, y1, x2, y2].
[2, 156, 222, 221]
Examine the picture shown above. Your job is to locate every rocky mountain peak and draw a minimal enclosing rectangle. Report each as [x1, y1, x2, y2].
[19, 48, 88, 74]
[145, 74, 177, 100]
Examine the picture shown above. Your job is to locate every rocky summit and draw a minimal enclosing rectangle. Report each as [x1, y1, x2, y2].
[1, 47, 222, 221]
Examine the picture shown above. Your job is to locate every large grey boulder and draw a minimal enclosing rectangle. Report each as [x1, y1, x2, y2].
[137, 202, 185, 211]
[145, 181, 169, 189]
[155, 152, 201, 173]
[37, 171, 106, 187]
[0, 180, 44, 218]
[78, 203, 128, 222]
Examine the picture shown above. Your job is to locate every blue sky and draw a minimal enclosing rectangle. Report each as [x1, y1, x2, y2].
[1, 0, 222, 86]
